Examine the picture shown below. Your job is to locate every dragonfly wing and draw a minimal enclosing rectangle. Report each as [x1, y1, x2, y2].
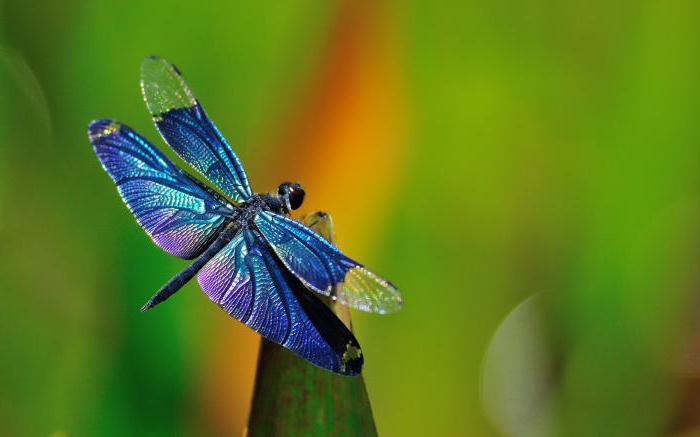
[198, 229, 363, 375]
[254, 211, 403, 314]
[140, 56, 253, 204]
[89, 119, 235, 259]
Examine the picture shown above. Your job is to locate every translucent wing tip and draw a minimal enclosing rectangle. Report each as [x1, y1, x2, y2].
[376, 281, 403, 315]
[385, 283, 403, 313]
[87, 119, 120, 142]
[340, 266, 404, 314]
[140, 55, 195, 116]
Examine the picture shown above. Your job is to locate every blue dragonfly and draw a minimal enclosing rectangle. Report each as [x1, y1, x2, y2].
[88, 56, 402, 376]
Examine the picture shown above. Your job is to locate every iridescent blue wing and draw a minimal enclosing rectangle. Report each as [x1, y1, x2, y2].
[198, 229, 362, 375]
[140, 56, 253, 204]
[254, 212, 403, 314]
[89, 119, 235, 259]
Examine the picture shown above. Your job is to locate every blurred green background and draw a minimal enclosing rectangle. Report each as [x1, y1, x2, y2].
[2, 1, 700, 436]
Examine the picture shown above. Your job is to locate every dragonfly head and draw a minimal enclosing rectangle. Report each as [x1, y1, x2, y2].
[278, 182, 305, 211]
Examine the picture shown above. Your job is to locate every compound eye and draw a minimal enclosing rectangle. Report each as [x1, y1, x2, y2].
[288, 186, 305, 210]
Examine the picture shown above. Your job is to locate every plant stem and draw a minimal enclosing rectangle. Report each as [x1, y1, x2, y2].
[246, 211, 377, 436]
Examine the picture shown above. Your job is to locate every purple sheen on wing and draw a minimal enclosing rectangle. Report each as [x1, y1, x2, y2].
[197, 229, 360, 375]
[89, 119, 233, 259]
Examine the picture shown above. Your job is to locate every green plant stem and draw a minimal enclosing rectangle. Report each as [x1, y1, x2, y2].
[246, 212, 377, 436]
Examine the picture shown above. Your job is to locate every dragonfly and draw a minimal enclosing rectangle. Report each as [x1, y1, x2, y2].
[88, 56, 402, 376]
